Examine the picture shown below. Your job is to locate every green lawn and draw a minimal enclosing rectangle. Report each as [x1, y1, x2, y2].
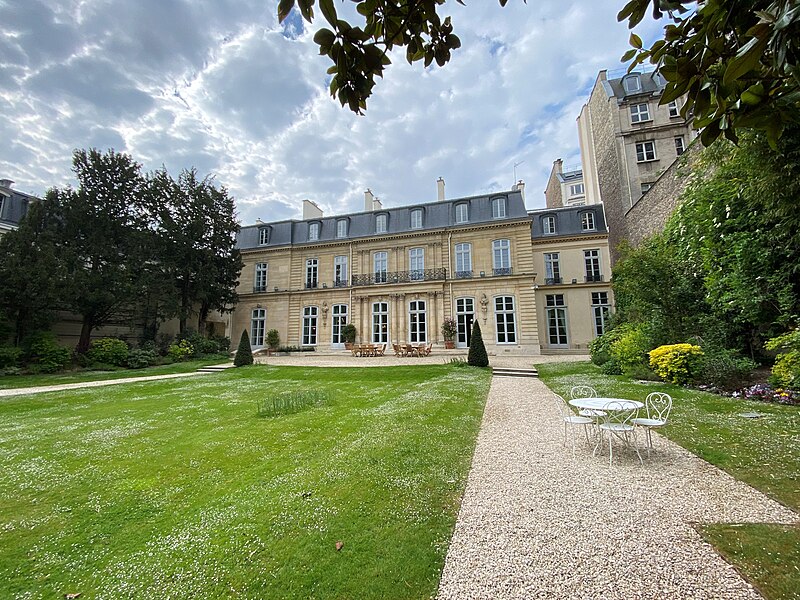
[0, 364, 490, 599]
[537, 360, 800, 600]
[0, 357, 230, 390]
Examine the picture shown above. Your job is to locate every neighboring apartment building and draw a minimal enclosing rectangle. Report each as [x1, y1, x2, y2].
[544, 160, 600, 209]
[232, 183, 612, 355]
[0, 179, 33, 236]
[576, 69, 696, 255]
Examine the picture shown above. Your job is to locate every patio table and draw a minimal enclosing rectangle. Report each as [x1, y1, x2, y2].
[568, 397, 643, 411]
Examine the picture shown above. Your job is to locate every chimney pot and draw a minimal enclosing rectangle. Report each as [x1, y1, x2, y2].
[437, 177, 445, 201]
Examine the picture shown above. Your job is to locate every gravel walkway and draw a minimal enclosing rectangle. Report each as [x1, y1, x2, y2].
[437, 376, 798, 600]
[0, 371, 206, 397]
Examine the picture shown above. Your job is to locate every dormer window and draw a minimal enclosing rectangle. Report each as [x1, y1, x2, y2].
[410, 208, 423, 229]
[623, 74, 641, 94]
[308, 222, 320, 241]
[376, 213, 388, 234]
[542, 215, 556, 235]
[336, 219, 348, 238]
[581, 211, 596, 231]
[491, 197, 506, 219]
[258, 227, 270, 245]
[455, 203, 469, 224]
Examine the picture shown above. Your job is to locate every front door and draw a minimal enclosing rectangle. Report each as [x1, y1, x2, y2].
[456, 297, 474, 348]
[331, 304, 348, 348]
[372, 302, 389, 345]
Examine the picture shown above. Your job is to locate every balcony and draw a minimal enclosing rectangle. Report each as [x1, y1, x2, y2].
[544, 277, 562, 285]
[305, 281, 318, 289]
[351, 268, 448, 287]
[333, 278, 348, 288]
[585, 274, 604, 283]
[493, 267, 513, 276]
[253, 286, 267, 293]
[455, 270, 473, 279]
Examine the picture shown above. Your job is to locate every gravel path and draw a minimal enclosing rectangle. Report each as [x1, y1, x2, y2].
[0, 371, 208, 398]
[437, 376, 798, 600]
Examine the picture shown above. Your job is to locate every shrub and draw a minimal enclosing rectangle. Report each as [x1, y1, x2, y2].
[342, 324, 357, 344]
[167, 340, 195, 361]
[127, 348, 158, 369]
[212, 334, 231, 354]
[27, 333, 72, 373]
[86, 338, 129, 367]
[590, 327, 627, 366]
[186, 333, 222, 356]
[0, 346, 23, 369]
[609, 323, 652, 375]
[765, 329, 800, 389]
[699, 348, 758, 390]
[266, 329, 280, 350]
[467, 321, 489, 367]
[156, 333, 174, 356]
[234, 330, 253, 366]
[600, 358, 623, 375]
[441, 317, 457, 342]
[648, 343, 704, 385]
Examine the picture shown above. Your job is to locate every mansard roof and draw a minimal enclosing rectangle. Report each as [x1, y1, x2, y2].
[237, 189, 528, 250]
[530, 205, 607, 238]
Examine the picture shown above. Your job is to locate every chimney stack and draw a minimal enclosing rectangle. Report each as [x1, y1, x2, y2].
[0, 179, 13, 190]
[437, 177, 445, 201]
[373, 197, 383, 211]
[302, 199, 323, 219]
[364, 189, 375, 211]
[513, 180, 525, 201]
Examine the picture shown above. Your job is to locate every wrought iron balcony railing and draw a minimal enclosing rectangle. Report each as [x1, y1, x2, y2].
[333, 278, 348, 288]
[455, 270, 473, 279]
[544, 277, 562, 285]
[253, 286, 267, 293]
[585, 274, 604, 283]
[351, 268, 448, 287]
[493, 267, 513, 276]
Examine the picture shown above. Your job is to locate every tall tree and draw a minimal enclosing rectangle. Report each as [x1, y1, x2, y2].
[146, 168, 243, 334]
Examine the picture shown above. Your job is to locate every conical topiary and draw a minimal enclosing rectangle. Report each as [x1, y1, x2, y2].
[467, 320, 489, 367]
[234, 329, 254, 366]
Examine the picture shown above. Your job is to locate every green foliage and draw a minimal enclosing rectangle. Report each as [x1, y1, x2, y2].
[648, 343, 705, 385]
[234, 330, 253, 367]
[590, 326, 628, 366]
[441, 317, 457, 341]
[467, 321, 489, 367]
[608, 323, 652, 375]
[765, 329, 800, 389]
[600, 358, 623, 375]
[86, 338, 130, 367]
[26, 333, 72, 373]
[266, 329, 280, 349]
[256, 390, 331, 418]
[183, 332, 227, 356]
[699, 348, 758, 391]
[0, 346, 22, 369]
[126, 348, 158, 369]
[167, 340, 195, 362]
[620, 0, 800, 147]
[341, 323, 357, 344]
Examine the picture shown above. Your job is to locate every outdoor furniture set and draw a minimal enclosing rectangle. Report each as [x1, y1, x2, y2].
[555, 385, 672, 465]
[392, 343, 433, 357]
[350, 343, 386, 357]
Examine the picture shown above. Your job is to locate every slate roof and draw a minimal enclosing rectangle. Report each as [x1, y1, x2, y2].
[237, 190, 529, 250]
[604, 70, 665, 100]
[530, 205, 607, 238]
[0, 185, 35, 229]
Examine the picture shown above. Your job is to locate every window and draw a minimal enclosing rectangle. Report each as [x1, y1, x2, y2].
[675, 136, 685, 156]
[258, 227, 270, 245]
[630, 103, 650, 123]
[455, 203, 469, 224]
[308, 222, 320, 241]
[491, 197, 506, 219]
[251, 308, 266, 347]
[492, 239, 511, 275]
[254, 262, 268, 292]
[410, 209, 423, 229]
[542, 215, 556, 235]
[455, 242, 472, 278]
[305, 258, 318, 289]
[409, 247, 424, 281]
[668, 100, 679, 117]
[641, 183, 653, 194]
[376, 213, 388, 233]
[302, 306, 318, 345]
[635, 141, 657, 162]
[584, 249, 602, 282]
[374, 251, 388, 284]
[372, 302, 388, 343]
[568, 183, 584, 197]
[331, 304, 348, 345]
[336, 219, 348, 238]
[494, 296, 517, 344]
[623, 74, 641, 94]
[544, 253, 561, 284]
[456, 298, 475, 346]
[581, 211, 596, 231]
[408, 300, 427, 343]
[592, 292, 610, 337]
[334, 255, 348, 287]
[545, 294, 568, 346]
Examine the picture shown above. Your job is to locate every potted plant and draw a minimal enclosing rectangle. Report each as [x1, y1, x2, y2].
[266, 329, 280, 355]
[441, 317, 457, 349]
[342, 324, 357, 349]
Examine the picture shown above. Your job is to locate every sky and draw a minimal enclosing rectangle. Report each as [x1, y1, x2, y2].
[0, 0, 662, 224]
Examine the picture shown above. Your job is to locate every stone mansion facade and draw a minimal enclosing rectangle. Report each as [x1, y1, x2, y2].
[232, 185, 612, 355]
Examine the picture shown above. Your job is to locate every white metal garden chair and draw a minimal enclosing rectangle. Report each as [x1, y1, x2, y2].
[631, 392, 673, 455]
[570, 385, 606, 421]
[554, 394, 594, 458]
[594, 401, 643, 466]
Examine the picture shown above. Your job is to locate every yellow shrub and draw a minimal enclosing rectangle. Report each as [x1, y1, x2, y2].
[649, 343, 704, 385]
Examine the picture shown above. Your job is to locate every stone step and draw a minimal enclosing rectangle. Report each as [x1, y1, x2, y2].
[491, 367, 539, 378]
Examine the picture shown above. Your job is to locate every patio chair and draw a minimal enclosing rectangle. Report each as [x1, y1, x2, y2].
[553, 394, 594, 458]
[594, 401, 643, 466]
[375, 343, 386, 356]
[632, 392, 672, 454]
[421, 342, 432, 356]
[570, 385, 605, 421]
[393, 343, 403, 357]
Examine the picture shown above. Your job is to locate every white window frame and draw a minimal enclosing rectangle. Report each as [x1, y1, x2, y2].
[630, 102, 650, 123]
[376, 213, 388, 234]
[491, 197, 506, 219]
[410, 209, 423, 229]
[308, 222, 320, 241]
[408, 300, 427, 343]
[336, 219, 347, 238]
[331, 304, 348, 345]
[372, 301, 389, 343]
[668, 100, 680, 117]
[543, 215, 556, 235]
[584, 249, 602, 282]
[334, 255, 348, 287]
[455, 203, 469, 224]
[258, 227, 269, 245]
[635, 141, 657, 162]
[251, 308, 266, 347]
[302, 306, 318, 346]
[591, 292, 610, 337]
[305, 258, 318, 289]
[545, 294, 568, 347]
[544, 252, 561, 284]
[374, 251, 388, 284]
[623, 74, 641, 94]
[455, 242, 472, 277]
[409, 247, 424, 281]
[581, 211, 596, 231]
[254, 262, 268, 292]
[492, 239, 511, 275]
[494, 295, 517, 344]
[568, 183, 585, 197]
[675, 136, 686, 156]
